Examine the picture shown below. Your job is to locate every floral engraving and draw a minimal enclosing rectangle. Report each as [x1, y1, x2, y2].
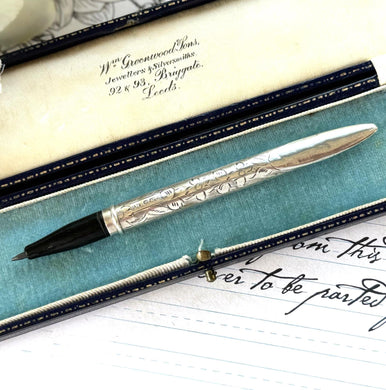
[114, 153, 282, 229]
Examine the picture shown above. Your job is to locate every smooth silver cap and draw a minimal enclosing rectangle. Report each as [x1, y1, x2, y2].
[268, 123, 377, 170]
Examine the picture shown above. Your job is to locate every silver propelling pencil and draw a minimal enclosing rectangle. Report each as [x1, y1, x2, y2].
[12, 123, 377, 261]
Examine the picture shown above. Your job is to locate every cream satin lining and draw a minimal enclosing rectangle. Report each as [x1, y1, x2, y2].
[1, 0, 385, 179]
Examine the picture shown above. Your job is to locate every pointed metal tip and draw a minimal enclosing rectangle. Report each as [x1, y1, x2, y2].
[271, 123, 379, 170]
[357, 123, 377, 137]
[331, 123, 377, 139]
[318, 123, 378, 154]
[342, 123, 378, 147]
[12, 252, 28, 261]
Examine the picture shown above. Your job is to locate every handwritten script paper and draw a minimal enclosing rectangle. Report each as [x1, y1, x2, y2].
[0, 215, 385, 389]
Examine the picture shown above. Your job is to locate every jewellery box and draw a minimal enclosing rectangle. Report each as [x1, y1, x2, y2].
[0, 0, 385, 340]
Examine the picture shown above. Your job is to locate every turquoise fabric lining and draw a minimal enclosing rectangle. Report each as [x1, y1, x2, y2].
[1, 89, 385, 320]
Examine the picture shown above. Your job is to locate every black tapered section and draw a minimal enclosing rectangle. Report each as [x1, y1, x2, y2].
[23, 212, 110, 259]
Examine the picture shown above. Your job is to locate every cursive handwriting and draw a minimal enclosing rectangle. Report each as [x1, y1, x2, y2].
[292, 240, 330, 253]
[286, 278, 386, 332]
[200, 261, 317, 298]
[199, 253, 386, 332]
[239, 267, 317, 295]
[293, 235, 386, 264]
[326, 236, 386, 263]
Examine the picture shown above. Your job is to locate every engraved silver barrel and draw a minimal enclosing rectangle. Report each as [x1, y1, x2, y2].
[102, 124, 377, 236]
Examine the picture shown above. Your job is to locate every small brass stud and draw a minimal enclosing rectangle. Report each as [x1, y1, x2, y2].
[196, 250, 211, 262]
[205, 269, 217, 282]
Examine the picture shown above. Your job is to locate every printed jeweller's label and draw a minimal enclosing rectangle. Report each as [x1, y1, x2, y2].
[98, 35, 203, 100]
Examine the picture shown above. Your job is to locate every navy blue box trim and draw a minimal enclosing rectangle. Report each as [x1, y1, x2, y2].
[0, 62, 379, 209]
[0, 0, 216, 69]
[1, 198, 384, 340]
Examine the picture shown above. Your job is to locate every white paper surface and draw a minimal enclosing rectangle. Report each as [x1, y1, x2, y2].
[0, 215, 385, 389]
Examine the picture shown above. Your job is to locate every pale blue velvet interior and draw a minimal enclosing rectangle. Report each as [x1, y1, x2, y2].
[1, 90, 385, 320]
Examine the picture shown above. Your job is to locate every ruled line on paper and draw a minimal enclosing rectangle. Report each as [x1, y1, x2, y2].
[0, 215, 385, 390]
[107, 340, 385, 390]
[94, 312, 386, 365]
[176, 280, 386, 331]
[133, 297, 386, 344]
